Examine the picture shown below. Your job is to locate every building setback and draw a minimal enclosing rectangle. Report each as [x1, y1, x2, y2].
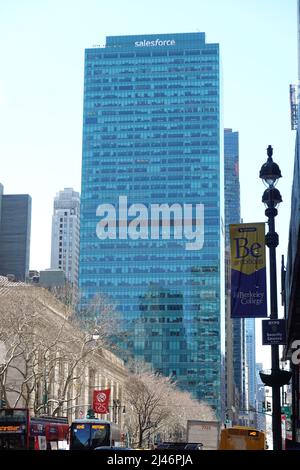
[224, 129, 249, 418]
[79, 33, 224, 414]
[50, 188, 80, 290]
[0, 188, 31, 281]
[224, 129, 244, 419]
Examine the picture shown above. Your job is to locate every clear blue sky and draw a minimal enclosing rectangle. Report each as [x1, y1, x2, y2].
[0, 0, 297, 365]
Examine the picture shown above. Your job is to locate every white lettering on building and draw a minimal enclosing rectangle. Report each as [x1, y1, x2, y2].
[134, 39, 176, 47]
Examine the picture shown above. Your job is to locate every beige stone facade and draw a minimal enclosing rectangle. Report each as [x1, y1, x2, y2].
[0, 276, 128, 425]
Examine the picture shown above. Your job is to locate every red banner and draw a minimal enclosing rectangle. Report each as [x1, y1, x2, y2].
[93, 389, 111, 414]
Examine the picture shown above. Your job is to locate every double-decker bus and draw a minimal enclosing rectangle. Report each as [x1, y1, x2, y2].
[219, 426, 266, 450]
[69, 419, 123, 450]
[0, 408, 69, 450]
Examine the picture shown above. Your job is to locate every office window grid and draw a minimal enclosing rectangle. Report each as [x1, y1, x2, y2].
[79, 33, 223, 414]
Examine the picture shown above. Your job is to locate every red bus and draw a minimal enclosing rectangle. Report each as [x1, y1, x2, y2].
[0, 408, 69, 450]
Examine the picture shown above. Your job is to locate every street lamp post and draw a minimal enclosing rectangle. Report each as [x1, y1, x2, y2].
[43, 367, 48, 415]
[258, 145, 291, 450]
[112, 399, 120, 423]
[85, 330, 100, 420]
[260, 145, 282, 450]
[112, 399, 126, 424]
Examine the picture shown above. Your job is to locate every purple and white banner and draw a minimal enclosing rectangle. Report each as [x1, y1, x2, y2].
[230, 222, 267, 318]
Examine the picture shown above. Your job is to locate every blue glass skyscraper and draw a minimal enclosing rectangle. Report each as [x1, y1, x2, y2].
[79, 33, 223, 414]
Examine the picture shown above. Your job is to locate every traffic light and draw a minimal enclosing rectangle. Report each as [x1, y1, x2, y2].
[266, 401, 271, 412]
[86, 407, 95, 419]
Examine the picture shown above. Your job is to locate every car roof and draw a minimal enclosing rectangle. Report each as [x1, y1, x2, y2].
[94, 446, 133, 450]
[72, 419, 111, 424]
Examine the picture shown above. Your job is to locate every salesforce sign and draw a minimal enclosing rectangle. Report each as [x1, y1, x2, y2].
[135, 38, 176, 47]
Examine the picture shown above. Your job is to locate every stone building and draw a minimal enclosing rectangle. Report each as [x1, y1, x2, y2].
[0, 276, 127, 425]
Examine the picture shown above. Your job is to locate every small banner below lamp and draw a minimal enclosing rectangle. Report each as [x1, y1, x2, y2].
[93, 389, 111, 414]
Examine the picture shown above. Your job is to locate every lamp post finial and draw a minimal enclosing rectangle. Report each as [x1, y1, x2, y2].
[267, 145, 273, 159]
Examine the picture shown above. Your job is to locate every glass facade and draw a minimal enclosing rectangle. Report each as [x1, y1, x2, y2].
[224, 129, 240, 242]
[79, 33, 223, 414]
[224, 129, 246, 408]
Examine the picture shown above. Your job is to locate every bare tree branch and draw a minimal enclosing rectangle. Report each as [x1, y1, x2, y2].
[123, 362, 215, 448]
[0, 285, 120, 416]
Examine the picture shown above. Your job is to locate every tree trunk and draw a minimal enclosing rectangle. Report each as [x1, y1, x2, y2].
[138, 425, 144, 448]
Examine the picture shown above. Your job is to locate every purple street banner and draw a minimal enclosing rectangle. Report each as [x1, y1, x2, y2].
[230, 222, 267, 318]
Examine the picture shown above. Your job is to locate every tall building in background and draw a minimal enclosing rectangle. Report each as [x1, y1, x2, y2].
[289, 0, 300, 130]
[245, 318, 257, 410]
[79, 33, 224, 414]
[298, 0, 300, 81]
[224, 129, 247, 419]
[50, 188, 80, 290]
[0, 184, 3, 217]
[0, 186, 31, 281]
[224, 129, 257, 422]
[284, 0, 300, 444]
[256, 363, 266, 432]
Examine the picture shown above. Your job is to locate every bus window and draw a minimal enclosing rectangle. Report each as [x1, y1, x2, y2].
[0, 409, 28, 450]
[0, 434, 26, 450]
[91, 425, 109, 448]
[71, 424, 91, 449]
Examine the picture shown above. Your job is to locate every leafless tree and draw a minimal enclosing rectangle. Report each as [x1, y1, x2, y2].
[123, 364, 215, 448]
[124, 371, 173, 447]
[75, 293, 124, 347]
[48, 281, 76, 307]
[0, 285, 112, 416]
[161, 390, 215, 442]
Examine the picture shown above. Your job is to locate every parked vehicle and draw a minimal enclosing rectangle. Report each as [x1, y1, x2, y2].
[155, 442, 202, 450]
[94, 446, 133, 450]
[186, 420, 220, 450]
[184, 443, 203, 450]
